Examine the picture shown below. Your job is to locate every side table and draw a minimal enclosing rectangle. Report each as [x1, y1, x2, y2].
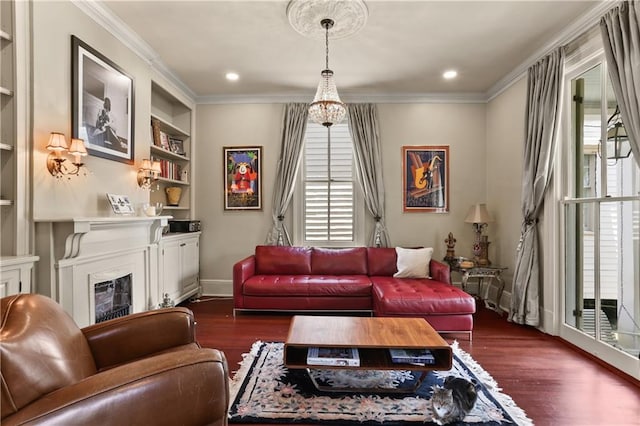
[451, 264, 507, 313]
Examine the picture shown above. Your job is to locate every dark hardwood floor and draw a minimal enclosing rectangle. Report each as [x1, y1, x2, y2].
[183, 297, 640, 426]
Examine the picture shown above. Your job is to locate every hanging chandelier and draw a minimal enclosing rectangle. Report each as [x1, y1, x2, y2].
[308, 18, 346, 127]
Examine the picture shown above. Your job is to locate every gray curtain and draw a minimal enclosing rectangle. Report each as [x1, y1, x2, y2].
[600, 1, 640, 168]
[509, 47, 565, 326]
[265, 103, 308, 245]
[347, 104, 390, 247]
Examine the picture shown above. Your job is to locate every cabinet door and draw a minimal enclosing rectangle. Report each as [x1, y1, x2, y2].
[161, 240, 182, 302]
[181, 237, 199, 295]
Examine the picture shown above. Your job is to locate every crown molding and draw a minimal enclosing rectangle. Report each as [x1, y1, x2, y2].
[196, 92, 487, 105]
[486, 0, 616, 102]
[72, 0, 196, 102]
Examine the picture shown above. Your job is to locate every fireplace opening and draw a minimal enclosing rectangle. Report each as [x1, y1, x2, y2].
[94, 273, 132, 323]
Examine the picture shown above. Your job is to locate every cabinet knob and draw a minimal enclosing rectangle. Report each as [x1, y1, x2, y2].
[180, 243, 186, 247]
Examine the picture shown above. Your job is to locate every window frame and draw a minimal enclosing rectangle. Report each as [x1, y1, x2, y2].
[292, 121, 364, 247]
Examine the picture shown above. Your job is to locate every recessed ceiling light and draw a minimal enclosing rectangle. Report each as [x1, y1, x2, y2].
[443, 70, 458, 80]
[225, 72, 239, 81]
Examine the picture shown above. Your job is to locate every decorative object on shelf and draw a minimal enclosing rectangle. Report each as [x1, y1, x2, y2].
[137, 159, 161, 189]
[165, 186, 182, 206]
[402, 145, 449, 213]
[464, 203, 493, 266]
[158, 293, 175, 308]
[106, 193, 135, 215]
[72, 35, 134, 165]
[444, 232, 457, 264]
[606, 105, 631, 160]
[224, 146, 262, 210]
[142, 202, 163, 217]
[169, 137, 185, 155]
[45, 132, 88, 179]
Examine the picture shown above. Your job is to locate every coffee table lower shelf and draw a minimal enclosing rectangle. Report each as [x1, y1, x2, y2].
[285, 346, 452, 393]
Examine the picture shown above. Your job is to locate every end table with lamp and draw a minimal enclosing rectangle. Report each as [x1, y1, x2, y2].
[450, 261, 507, 313]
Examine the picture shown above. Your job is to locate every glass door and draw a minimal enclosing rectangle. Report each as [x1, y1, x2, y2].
[564, 61, 640, 379]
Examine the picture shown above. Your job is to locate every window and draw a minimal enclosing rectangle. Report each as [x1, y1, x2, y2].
[294, 121, 361, 246]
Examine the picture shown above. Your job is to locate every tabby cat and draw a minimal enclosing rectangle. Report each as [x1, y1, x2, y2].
[430, 376, 479, 425]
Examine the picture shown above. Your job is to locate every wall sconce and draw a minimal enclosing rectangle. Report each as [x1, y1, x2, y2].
[46, 132, 88, 179]
[137, 159, 161, 189]
[464, 203, 493, 266]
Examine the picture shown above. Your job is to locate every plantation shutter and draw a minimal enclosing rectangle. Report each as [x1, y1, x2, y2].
[303, 122, 354, 242]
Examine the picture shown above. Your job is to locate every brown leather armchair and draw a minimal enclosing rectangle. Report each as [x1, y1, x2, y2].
[1, 294, 229, 425]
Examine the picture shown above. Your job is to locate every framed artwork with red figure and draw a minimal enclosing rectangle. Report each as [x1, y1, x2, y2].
[402, 145, 449, 213]
[224, 146, 262, 210]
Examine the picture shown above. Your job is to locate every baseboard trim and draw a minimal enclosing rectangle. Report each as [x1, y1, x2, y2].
[201, 279, 232, 297]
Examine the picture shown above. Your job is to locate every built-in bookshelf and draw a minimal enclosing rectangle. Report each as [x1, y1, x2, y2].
[1, 0, 16, 255]
[149, 82, 192, 219]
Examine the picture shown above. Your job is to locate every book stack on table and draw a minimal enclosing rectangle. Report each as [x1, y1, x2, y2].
[389, 348, 435, 365]
[307, 347, 360, 367]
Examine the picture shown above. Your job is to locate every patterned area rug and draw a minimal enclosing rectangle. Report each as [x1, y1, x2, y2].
[229, 341, 532, 425]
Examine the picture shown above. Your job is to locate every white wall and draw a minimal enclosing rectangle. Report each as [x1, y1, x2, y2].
[194, 104, 284, 286]
[31, 1, 152, 218]
[195, 102, 488, 290]
[486, 77, 527, 293]
[377, 103, 488, 258]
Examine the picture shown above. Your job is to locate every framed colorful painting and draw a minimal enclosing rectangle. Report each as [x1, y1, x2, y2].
[402, 145, 449, 213]
[224, 146, 262, 210]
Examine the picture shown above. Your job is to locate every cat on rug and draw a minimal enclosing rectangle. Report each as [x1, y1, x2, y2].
[430, 376, 479, 425]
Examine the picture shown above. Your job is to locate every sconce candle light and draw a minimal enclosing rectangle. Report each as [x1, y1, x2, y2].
[464, 203, 493, 266]
[137, 159, 161, 189]
[46, 132, 88, 179]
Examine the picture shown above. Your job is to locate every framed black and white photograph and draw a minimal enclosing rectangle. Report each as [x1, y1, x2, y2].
[72, 35, 135, 164]
[169, 137, 185, 155]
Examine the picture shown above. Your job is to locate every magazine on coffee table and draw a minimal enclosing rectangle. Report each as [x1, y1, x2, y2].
[389, 348, 435, 365]
[307, 347, 360, 367]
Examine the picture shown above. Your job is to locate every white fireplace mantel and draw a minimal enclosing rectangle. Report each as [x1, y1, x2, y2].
[34, 216, 170, 327]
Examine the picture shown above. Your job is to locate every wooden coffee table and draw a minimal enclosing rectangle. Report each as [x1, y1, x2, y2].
[284, 316, 452, 392]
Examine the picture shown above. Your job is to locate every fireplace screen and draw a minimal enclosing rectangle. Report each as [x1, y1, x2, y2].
[94, 273, 132, 323]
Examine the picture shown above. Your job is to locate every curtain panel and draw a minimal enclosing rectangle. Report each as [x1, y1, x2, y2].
[600, 1, 640, 168]
[265, 103, 308, 246]
[347, 104, 390, 247]
[509, 47, 565, 326]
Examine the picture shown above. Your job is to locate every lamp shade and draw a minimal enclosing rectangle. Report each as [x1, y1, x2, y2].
[68, 138, 88, 156]
[151, 160, 162, 173]
[309, 70, 346, 127]
[46, 132, 69, 151]
[140, 159, 152, 170]
[464, 203, 493, 224]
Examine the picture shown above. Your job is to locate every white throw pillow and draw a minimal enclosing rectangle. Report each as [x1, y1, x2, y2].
[393, 247, 433, 278]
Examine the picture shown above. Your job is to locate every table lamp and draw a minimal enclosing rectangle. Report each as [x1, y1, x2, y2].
[464, 203, 493, 265]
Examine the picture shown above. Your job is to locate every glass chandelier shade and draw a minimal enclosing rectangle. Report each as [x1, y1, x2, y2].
[308, 18, 346, 127]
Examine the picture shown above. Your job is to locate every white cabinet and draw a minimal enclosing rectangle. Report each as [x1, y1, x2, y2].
[0, 255, 38, 297]
[159, 233, 200, 305]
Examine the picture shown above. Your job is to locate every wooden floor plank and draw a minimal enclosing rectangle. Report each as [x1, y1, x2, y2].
[184, 297, 640, 426]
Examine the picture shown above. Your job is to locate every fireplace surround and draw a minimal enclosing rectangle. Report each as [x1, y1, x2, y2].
[35, 216, 168, 327]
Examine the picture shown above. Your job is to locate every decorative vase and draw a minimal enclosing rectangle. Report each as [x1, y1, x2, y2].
[165, 186, 182, 206]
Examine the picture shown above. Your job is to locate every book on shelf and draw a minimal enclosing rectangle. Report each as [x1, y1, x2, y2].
[388, 348, 435, 365]
[307, 347, 360, 367]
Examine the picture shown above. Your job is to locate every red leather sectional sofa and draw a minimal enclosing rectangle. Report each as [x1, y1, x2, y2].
[233, 245, 476, 338]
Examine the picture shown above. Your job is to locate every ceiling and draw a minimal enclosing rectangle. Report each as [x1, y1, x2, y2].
[99, 0, 605, 102]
